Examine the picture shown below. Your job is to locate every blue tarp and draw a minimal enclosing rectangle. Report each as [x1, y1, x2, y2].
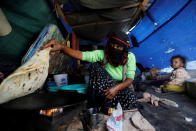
[1, 0, 196, 69]
[128, 0, 196, 69]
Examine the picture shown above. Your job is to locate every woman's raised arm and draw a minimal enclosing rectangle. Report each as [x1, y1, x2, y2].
[44, 39, 82, 60]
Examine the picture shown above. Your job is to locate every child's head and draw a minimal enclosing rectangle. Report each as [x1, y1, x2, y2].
[170, 55, 186, 69]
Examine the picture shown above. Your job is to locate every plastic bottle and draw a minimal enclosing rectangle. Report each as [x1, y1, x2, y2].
[141, 72, 146, 81]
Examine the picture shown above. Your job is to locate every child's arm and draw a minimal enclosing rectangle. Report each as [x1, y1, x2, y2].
[157, 74, 170, 80]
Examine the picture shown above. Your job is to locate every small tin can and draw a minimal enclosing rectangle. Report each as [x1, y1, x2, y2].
[108, 108, 115, 116]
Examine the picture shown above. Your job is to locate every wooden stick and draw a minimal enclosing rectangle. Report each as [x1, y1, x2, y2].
[120, 2, 140, 9]
[72, 17, 132, 29]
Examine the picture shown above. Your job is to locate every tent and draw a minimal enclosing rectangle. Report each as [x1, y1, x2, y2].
[0, 0, 196, 130]
[1, 0, 196, 72]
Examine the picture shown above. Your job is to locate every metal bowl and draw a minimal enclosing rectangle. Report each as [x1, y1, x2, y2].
[185, 78, 196, 99]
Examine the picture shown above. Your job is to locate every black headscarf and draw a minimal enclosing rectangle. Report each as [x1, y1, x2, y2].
[106, 31, 131, 67]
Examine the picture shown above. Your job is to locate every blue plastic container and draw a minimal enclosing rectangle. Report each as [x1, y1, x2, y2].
[47, 84, 88, 94]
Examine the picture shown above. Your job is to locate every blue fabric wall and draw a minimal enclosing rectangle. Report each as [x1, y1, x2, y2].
[128, 0, 196, 69]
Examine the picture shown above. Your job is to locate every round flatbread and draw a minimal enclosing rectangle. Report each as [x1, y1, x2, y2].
[0, 48, 51, 104]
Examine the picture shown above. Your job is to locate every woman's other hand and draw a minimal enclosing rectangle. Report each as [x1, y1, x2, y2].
[104, 86, 119, 99]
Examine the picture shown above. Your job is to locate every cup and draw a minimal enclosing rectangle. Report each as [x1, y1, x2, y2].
[83, 72, 89, 84]
[84, 75, 89, 84]
[54, 74, 68, 87]
[87, 108, 98, 127]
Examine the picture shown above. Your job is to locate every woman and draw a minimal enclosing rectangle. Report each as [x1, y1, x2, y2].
[44, 32, 150, 110]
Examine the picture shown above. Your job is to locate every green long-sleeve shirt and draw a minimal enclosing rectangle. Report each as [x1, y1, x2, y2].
[82, 50, 136, 81]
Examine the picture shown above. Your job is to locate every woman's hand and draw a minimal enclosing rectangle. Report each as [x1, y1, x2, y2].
[43, 39, 83, 60]
[104, 86, 119, 99]
[44, 39, 63, 53]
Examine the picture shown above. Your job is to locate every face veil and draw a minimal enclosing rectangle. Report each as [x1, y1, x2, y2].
[106, 32, 130, 67]
[107, 45, 128, 67]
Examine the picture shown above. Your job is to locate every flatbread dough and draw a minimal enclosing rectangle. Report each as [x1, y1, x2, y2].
[0, 48, 51, 104]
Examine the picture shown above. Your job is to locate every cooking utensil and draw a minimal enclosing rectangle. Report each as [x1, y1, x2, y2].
[0, 91, 86, 110]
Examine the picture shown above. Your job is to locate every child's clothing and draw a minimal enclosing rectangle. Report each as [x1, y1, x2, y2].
[161, 85, 186, 92]
[168, 67, 191, 86]
[161, 67, 191, 92]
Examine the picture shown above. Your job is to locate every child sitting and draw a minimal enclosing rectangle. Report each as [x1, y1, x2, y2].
[159, 55, 191, 92]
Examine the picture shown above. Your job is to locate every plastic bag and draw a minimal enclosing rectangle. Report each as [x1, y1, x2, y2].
[106, 103, 123, 131]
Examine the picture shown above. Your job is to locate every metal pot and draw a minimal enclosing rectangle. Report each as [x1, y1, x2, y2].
[185, 78, 196, 99]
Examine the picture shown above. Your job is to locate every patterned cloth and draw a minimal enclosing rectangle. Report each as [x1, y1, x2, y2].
[168, 67, 191, 86]
[87, 63, 138, 110]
